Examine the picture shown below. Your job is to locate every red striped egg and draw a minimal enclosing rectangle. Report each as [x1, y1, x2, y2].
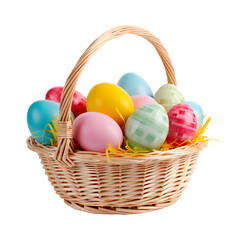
[167, 103, 198, 143]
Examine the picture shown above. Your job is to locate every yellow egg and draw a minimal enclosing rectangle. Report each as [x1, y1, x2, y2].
[86, 83, 134, 127]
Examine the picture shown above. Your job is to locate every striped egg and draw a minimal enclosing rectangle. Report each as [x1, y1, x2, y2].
[167, 103, 198, 143]
[124, 103, 169, 151]
[154, 83, 185, 111]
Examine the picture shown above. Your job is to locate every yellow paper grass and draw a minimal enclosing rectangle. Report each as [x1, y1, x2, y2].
[32, 114, 59, 146]
[106, 116, 214, 161]
[33, 114, 75, 146]
[159, 116, 212, 151]
[106, 139, 149, 162]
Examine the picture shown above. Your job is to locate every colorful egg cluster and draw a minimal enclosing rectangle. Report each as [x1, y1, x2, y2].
[27, 72, 205, 152]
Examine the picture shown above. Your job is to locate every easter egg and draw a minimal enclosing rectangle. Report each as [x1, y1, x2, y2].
[131, 95, 157, 110]
[86, 83, 134, 127]
[45, 86, 87, 118]
[27, 100, 75, 145]
[72, 112, 123, 152]
[183, 101, 204, 129]
[154, 83, 185, 111]
[124, 103, 169, 151]
[117, 73, 153, 97]
[167, 103, 198, 143]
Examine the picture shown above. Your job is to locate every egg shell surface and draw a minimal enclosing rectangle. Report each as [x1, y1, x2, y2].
[154, 83, 185, 111]
[27, 100, 75, 145]
[131, 95, 157, 110]
[86, 83, 134, 127]
[167, 103, 198, 143]
[72, 112, 123, 152]
[183, 101, 204, 129]
[45, 86, 87, 118]
[124, 103, 169, 151]
[117, 73, 153, 97]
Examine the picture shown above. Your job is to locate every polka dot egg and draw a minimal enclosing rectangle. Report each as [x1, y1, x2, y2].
[167, 103, 198, 143]
[124, 103, 169, 151]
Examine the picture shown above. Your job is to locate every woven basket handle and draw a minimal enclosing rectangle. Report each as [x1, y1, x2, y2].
[54, 25, 176, 167]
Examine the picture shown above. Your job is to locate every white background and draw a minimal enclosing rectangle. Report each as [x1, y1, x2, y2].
[0, 0, 239, 239]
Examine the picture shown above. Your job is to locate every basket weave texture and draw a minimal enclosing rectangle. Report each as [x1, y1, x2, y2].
[27, 26, 207, 214]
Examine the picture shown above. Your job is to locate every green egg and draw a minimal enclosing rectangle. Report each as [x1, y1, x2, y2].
[124, 103, 169, 151]
[154, 83, 185, 111]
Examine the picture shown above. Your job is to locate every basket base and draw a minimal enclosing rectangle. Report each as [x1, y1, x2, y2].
[64, 198, 180, 215]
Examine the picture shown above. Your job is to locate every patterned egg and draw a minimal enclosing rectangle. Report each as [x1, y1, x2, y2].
[154, 83, 185, 111]
[183, 101, 204, 129]
[117, 73, 153, 97]
[167, 103, 198, 143]
[124, 103, 169, 151]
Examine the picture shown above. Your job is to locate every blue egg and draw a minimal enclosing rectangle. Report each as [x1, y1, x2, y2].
[183, 101, 204, 129]
[117, 73, 153, 97]
[27, 100, 75, 145]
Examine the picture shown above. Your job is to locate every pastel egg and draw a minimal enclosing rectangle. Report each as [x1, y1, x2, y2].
[183, 101, 204, 129]
[72, 112, 123, 152]
[124, 103, 169, 151]
[131, 95, 157, 110]
[117, 73, 153, 97]
[27, 100, 75, 145]
[154, 83, 185, 111]
[86, 83, 134, 127]
[167, 103, 198, 143]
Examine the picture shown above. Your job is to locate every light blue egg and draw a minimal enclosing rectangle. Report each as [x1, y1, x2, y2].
[27, 100, 75, 145]
[117, 73, 153, 97]
[125, 103, 169, 151]
[183, 101, 204, 129]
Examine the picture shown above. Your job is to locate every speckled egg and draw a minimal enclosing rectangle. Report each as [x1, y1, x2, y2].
[124, 103, 169, 151]
[154, 83, 185, 111]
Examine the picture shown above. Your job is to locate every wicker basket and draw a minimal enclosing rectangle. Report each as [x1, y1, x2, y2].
[27, 25, 207, 214]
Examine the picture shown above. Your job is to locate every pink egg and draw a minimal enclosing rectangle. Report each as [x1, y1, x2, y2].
[72, 112, 123, 152]
[167, 103, 198, 143]
[131, 95, 157, 109]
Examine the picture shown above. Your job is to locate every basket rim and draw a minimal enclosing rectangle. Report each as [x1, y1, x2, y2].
[27, 136, 207, 165]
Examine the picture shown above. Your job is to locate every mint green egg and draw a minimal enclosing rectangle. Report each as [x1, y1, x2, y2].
[124, 103, 169, 151]
[154, 83, 185, 111]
